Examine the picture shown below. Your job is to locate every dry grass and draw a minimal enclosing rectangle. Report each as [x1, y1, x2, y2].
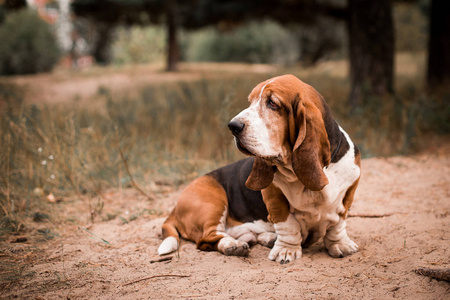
[0, 244, 43, 290]
[0, 53, 448, 234]
[0, 73, 269, 233]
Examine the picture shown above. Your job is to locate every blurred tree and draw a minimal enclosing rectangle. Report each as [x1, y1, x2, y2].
[0, 0, 27, 23]
[72, 0, 397, 108]
[166, 0, 179, 71]
[427, 0, 450, 89]
[186, 0, 394, 108]
[72, 0, 189, 70]
[348, 0, 394, 107]
[72, 0, 346, 71]
[0, 0, 26, 9]
[92, 21, 114, 65]
[299, 18, 346, 66]
[186, 20, 300, 65]
[394, 2, 428, 52]
[0, 9, 60, 75]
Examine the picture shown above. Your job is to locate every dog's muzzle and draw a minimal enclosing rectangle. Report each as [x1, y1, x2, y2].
[228, 120, 254, 156]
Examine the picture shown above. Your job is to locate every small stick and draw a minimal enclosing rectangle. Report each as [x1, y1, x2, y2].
[414, 268, 450, 282]
[150, 256, 173, 263]
[78, 225, 110, 245]
[122, 274, 190, 286]
[117, 146, 155, 201]
[348, 213, 394, 218]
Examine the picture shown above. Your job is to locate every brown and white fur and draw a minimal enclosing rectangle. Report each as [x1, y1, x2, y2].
[158, 74, 361, 263]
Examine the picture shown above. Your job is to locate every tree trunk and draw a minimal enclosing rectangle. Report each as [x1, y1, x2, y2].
[348, 0, 394, 107]
[3, 0, 27, 10]
[93, 22, 114, 65]
[166, 2, 179, 72]
[0, 0, 27, 23]
[427, 0, 450, 89]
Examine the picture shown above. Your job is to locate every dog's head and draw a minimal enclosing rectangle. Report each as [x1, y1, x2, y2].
[228, 75, 331, 192]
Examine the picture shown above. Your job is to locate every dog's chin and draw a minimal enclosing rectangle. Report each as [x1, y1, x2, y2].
[235, 138, 281, 164]
[235, 138, 254, 157]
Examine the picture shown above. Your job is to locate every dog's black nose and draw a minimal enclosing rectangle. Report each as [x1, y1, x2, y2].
[228, 120, 245, 135]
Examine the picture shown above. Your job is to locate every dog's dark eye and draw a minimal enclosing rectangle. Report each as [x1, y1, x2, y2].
[267, 98, 278, 110]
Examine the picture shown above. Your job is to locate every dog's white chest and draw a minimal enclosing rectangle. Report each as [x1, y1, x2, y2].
[273, 128, 360, 241]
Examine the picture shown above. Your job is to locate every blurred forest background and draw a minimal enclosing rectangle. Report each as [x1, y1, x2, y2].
[0, 0, 449, 232]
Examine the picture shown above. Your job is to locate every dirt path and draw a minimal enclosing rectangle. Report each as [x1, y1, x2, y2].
[0, 63, 277, 105]
[1, 145, 449, 299]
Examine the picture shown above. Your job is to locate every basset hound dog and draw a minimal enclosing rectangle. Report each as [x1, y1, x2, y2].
[158, 74, 361, 263]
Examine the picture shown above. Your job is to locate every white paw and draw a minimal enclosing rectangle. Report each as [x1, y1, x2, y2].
[268, 214, 302, 264]
[237, 232, 257, 246]
[218, 237, 250, 257]
[326, 238, 358, 258]
[157, 236, 178, 255]
[268, 244, 302, 264]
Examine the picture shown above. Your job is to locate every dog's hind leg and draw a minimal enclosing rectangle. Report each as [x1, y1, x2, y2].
[160, 175, 248, 257]
[158, 210, 180, 255]
[197, 207, 250, 257]
[216, 236, 250, 256]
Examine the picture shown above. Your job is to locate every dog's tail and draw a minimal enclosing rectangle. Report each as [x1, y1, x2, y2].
[157, 210, 179, 255]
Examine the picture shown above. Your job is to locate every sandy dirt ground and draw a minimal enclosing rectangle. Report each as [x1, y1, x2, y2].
[1, 143, 449, 299]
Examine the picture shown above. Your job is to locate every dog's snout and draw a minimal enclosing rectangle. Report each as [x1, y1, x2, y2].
[228, 120, 245, 135]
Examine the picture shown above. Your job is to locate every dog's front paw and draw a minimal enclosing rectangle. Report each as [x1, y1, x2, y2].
[217, 237, 250, 256]
[325, 237, 358, 258]
[268, 244, 302, 264]
[269, 214, 302, 264]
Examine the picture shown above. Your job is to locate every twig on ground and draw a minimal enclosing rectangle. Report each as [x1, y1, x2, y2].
[348, 213, 394, 218]
[122, 274, 190, 287]
[150, 256, 173, 264]
[414, 268, 450, 282]
[78, 225, 111, 245]
[11, 237, 27, 243]
[117, 146, 155, 201]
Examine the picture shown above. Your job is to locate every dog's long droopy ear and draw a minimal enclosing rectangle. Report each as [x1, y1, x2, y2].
[291, 101, 330, 191]
[246, 157, 275, 191]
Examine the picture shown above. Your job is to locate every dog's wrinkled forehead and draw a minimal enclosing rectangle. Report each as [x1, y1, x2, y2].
[248, 75, 304, 103]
